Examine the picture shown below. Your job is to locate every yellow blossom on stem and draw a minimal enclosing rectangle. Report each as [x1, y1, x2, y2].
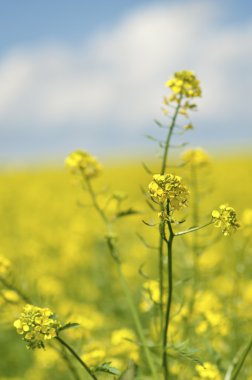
[212, 204, 240, 236]
[182, 148, 210, 167]
[65, 150, 102, 179]
[14, 304, 61, 349]
[165, 70, 202, 99]
[194, 362, 221, 380]
[110, 328, 139, 362]
[148, 173, 189, 211]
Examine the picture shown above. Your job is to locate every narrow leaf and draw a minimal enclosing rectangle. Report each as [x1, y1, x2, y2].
[95, 362, 121, 376]
[116, 208, 140, 218]
[58, 322, 80, 333]
[224, 339, 252, 380]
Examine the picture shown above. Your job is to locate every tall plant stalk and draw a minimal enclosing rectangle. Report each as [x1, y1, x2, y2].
[158, 96, 182, 379]
[84, 176, 159, 380]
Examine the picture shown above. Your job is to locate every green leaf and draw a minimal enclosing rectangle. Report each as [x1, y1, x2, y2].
[58, 322, 80, 333]
[154, 119, 163, 128]
[118, 362, 137, 379]
[168, 341, 204, 367]
[95, 362, 121, 376]
[116, 208, 140, 218]
[145, 134, 160, 142]
[224, 339, 252, 380]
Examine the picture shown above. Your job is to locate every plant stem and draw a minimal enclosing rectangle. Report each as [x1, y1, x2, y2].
[56, 336, 98, 380]
[162, 219, 174, 380]
[158, 227, 164, 336]
[189, 165, 200, 316]
[161, 95, 183, 175]
[117, 264, 159, 380]
[158, 96, 182, 379]
[175, 221, 212, 236]
[0, 277, 32, 304]
[53, 345, 81, 380]
[84, 177, 158, 379]
[85, 177, 108, 224]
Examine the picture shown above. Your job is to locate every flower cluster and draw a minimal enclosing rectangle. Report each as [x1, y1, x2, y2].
[182, 148, 210, 167]
[212, 204, 240, 236]
[110, 328, 139, 362]
[194, 362, 221, 380]
[148, 174, 189, 212]
[65, 150, 102, 179]
[140, 280, 164, 312]
[166, 70, 202, 99]
[14, 304, 61, 349]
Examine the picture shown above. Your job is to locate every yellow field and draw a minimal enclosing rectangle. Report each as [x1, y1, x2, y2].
[0, 155, 251, 380]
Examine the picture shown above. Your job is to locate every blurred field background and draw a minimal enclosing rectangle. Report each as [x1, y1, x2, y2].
[0, 0, 252, 379]
[0, 153, 251, 379]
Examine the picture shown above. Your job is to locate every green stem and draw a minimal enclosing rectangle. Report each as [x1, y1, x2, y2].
[85, 177, 108, 224]
[53, 345, 81, 380]
[85, 177, 158, 379]
[162, 219, 174, 380]
[158, 227, 164, 336]
[56, 336, 98, 380]
[189, 165, 200, 317]
[232, 340, 252, 380]
[159, 96, 182, 378]
[161, 94, 183, 175]
[117, 264, 159, 380]
[0, 277, 32, 304]
[175, 221, 212, 236]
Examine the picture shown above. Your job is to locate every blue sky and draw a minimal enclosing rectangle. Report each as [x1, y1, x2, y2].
[0, 0, 252, 164]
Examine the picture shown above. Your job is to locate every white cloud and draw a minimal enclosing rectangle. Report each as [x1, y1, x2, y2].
[0, 0, 251, 155]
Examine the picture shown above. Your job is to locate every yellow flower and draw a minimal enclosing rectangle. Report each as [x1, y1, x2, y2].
[82, 342, 106, 367]
[14, 304, 61, 349]
[140, 280, 161, 312]
[148, 173, 189, 211]
[212, 204, 240, 236]
[182, 148, 210, 167]
[0, 255, 11, 277]
[195, 362, 221, 380]
[65, 150, 102, 178]
[110, 328, 139, 362]
[165, 70, 202, 99]
[242, 208, 252, 227]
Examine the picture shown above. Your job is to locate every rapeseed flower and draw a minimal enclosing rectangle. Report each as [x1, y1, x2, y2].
[166, 70, 202, 99]
[65, 150, 102, 178]
[194, 362, 221, 380]
[14, 304, 61, 349]
[110, 328, 139, 362]
[140, 280, 161, 312]
[0, 255, 11, 277]
[182, 148, 210, 167]
[212, 204, 240, 236]
[148, 174, 189, 211]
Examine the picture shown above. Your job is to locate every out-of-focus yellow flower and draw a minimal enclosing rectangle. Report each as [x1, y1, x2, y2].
[242, 209, 252, 229]
[182, 148, 210, 167]
[212, 204, 240, 236]
[110, 328, 139, 362]
[140, 280, 160, 312]
[166, 70, 202, 99]
[148, 174, 189, 211]
[65, 150, 102, 178]
[0, 255, 11, 277]
[194, 362, 221, 380]
[183, 123, 194, 130]
[1, 289, 20, 303]
[13, 304, 61, 349]
[82, 341, 106, 367]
